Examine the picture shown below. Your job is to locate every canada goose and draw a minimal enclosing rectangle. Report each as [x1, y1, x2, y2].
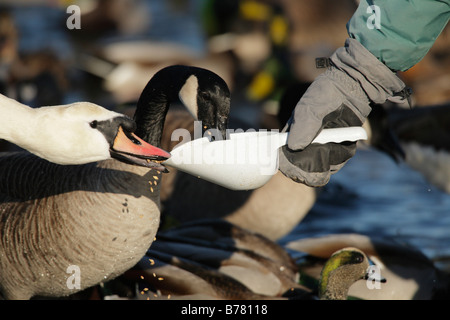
[160, 82, 317, 240]
[162, 156, 316, 240]
[0, 94, 169, 165]
[366, 102, 450, 193]
[0, 65, 230, 300]
[286, 233, 450, 299]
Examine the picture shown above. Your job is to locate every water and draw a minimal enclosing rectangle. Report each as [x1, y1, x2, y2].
[280, 146, 450, 272]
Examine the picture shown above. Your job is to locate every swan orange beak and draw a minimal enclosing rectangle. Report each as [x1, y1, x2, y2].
[110, 126, 170, 172]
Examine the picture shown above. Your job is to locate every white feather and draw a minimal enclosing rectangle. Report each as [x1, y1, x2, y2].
[0, 94, 122, 165]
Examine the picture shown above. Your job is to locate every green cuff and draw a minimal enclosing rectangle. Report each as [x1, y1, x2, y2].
[347, 0, 450, 71]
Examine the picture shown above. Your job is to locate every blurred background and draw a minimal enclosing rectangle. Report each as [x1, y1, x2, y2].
[1, 0, 450, 288]
[1, 0, 449, 118]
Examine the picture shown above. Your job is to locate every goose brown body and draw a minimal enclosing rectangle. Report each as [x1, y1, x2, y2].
[0, 154, 161, 299]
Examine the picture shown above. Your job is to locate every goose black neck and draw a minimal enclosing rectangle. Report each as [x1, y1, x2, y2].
[133, 66, 194, 146]
[133, 65, 231, 146]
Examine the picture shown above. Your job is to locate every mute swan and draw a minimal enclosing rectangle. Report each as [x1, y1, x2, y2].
[0, 65, 230, 300]
[0, 94, 168, 165]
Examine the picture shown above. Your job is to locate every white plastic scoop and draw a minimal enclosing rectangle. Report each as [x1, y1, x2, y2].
[163, 127, 367, 190]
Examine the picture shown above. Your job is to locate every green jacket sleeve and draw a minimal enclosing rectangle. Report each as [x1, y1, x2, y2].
[347, 0, 450, 71]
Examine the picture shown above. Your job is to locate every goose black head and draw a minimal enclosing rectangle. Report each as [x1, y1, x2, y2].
[133, 65, 231, 146]
[178, 67, 231, 140]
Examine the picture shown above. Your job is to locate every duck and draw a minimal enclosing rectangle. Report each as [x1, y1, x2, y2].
[0, 65, 230, 300]
[127, 219, 307, 300]
[286, 233, 450, 300]
[0, 93, 169, 165]
[318, 247, 375, 300]
[96, 221, 376, 300]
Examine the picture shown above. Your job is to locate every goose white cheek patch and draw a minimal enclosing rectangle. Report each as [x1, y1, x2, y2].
[179, 75, 199, 120]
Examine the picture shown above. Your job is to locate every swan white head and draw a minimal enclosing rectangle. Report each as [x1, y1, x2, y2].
[16, 102, 170, 167]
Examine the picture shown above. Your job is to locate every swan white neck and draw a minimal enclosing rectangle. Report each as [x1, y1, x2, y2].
[0, 94, 112, 164]
[0, 94, 38, 147]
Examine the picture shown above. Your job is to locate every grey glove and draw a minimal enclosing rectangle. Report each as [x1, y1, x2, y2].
[279, 38, 407, 187]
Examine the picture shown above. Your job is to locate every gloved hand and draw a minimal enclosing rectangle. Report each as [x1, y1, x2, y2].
[279, 38, 408, 187]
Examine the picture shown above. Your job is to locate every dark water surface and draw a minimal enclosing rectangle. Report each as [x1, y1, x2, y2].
[280, 146, 450, 272]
